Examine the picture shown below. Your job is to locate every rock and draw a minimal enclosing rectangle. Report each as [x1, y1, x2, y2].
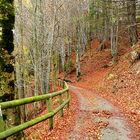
[131, 61, 140, 74]
[107, 74, 116, 80]
[130, 50, 140, 64]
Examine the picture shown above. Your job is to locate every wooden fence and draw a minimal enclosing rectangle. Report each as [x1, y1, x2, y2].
[0, 81, 69, 139]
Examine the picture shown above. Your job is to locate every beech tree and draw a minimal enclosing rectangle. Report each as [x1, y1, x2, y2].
[14, 0, 140, 104]
[88, 0, 139, 63]
[0, 0, 139, 139]
[127, 0, 138, 45]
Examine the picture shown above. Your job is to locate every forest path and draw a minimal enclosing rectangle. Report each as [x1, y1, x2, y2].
[68, 85, 131, 140]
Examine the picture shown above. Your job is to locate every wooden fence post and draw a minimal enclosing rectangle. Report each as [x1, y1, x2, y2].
[61, 81, 64, 89]
[66, 90, 70, 108]
[47, 98, 53, 130]
[0, 106, 5, 133]
[58, 80, 61, 87]
[59, 94, 63, 117]
[63, 82, 69, 108]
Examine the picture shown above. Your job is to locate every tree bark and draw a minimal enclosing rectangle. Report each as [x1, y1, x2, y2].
[127, 0, 138, 45]
[0, 0, 20, 139]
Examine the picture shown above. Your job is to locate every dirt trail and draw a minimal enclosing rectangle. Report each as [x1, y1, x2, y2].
[68, 85, 131, 140]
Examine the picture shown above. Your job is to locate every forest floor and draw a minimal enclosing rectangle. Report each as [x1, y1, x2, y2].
[26, 39, 140, 140]
[69, 85, 131, 140]
[68, 39, 140, 140]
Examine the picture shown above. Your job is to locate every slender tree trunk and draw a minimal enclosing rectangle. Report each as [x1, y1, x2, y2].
[76, 44, 81, 81]
[110, 1, 119, 64]
[76, 23, 81, 81]
[127, 0, 138, 45]
[111, 23, 119, 64]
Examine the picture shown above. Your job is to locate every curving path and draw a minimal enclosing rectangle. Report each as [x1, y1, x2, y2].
[68, 85, 132, 140]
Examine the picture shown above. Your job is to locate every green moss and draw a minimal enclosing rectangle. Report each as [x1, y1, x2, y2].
[0, 0, 15, 96]
[0, 56, 5, 71]
[64, 58, 74, 74]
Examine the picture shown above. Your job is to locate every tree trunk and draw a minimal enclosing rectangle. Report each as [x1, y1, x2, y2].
[0, 0, 20, 139]
[76, 44, 81, 81]
[110, 1, 119, 64]
[111, 23, 119, 64]
[127, 0, 138, 45]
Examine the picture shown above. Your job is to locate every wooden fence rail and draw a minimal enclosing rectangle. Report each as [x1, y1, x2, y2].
[0, 81, 69, 140]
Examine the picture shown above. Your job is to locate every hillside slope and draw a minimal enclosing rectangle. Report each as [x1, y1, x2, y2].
[70, 40, 140, 139]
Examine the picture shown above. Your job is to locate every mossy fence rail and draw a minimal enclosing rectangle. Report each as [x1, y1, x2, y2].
[0, 81, 70, 139]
